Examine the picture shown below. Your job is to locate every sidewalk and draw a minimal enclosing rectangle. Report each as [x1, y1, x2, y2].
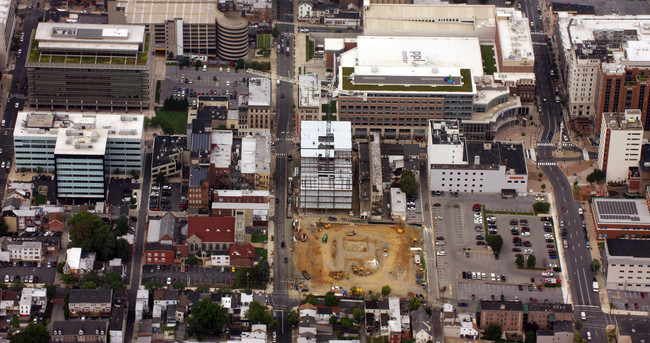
[547, 191, 573, 305]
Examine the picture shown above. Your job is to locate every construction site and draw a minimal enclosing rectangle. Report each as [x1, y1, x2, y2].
[294, 219, 425, 296]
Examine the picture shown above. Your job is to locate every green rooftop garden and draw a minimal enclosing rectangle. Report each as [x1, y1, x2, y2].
[480, 45, 497, 75]
[28, 33, 150, 66]
[341, 67, 473, 93]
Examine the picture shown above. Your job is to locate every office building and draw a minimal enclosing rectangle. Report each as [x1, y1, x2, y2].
[240, 132, 271, 190]
[0, 0, 16, 68]
[107, 0, 218, 58]
[300, 121, 353, 210]
[427, 120, 528, 194]
[216, 11, 249, 61]
[597, 109, 644, 183]
[557, 15, 650, 125]
[211, 190, 270, 226]
[210, 130, 233, 189]
[590, 195, 650, 240]
[332, 34, 527, 140]
[26, 22, 151, 111]
[298, 73, 321, 125]
[605, 239, 650, 292]
[241, 77, 272, 135]
[13, 112, 143, 199]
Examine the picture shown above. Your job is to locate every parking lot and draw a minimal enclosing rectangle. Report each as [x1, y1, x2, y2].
[149, 182, 185, 212]
[31, 175, 56, 205]
[0, 261, 57, 285]
[162, 66, 255, 105]
[431, 194, 562, 302]
[608, 289, 650, 312]
[107, 177, 138, 207]
[141, 264, 234, 287]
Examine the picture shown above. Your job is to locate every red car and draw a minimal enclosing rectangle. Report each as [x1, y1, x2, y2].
[562, 206, 566, 213]
[538, 285, 543, 291]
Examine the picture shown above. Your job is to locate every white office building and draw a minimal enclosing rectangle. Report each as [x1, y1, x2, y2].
[605, 239, 650, 292]
[13, 112, 143, 198]
[597, 109, 644, 183]
[427, 120, 528, 194]
[0, 0, 15, 68]
[300, 121, 353, 210]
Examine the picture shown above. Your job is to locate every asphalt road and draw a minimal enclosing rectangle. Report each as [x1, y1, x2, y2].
[272, 29, 298, 342]
[523, 0, 616, 339]
[124, 152, 152, 343]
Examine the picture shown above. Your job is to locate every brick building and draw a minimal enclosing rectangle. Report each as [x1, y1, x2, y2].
[186, 216, 235, 255]
[477, 301, 524, 336]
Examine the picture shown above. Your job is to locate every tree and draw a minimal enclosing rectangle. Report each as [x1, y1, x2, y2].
[114, 238, 132, 260]
[167, 51, 174, 60]
[486, 234, 503, 254]
[61, 274, 77, 286]
[381, 285, 392, 296]
[527, 254, 537, 269]
[103, 271, 125, 290]
[340, 317, 354, 328]
[10, 279, 23, 291]
[353, 308, 365, 322]
[172, 282, 186, 291]
[56, 262, 65, 274]
[607, 328, 617, 343]
[324, 292, 340, 306]
[272, 25, 281, 38]
[115, 215, 129, 235]
[586, 169, 605, 183]
[399, 169, 419, 197]
[574, 319, 583, 331]
[303, 294, 318, 305]
[329, 315, 337, 325]
[288, 310, 299, 327]
[10, 323, 50, 343]
[155, 172, 166, 185]
[131, 170, 140, 180]
[236, 58, 246, 70]
[81, 271, 100, 285]
[533, 202, 551, 214]
[525, 331, 537, 343]
[44, 284, 56, 299]
[0, 219, 8, 236]
[69, 211, 106, 244]
[484, 323, 503, 341]
[409, 297, 421, 310]
[195, 59, 203, 68]
[185, 255, 201, 265]
[516, 254, 525, 268]
[145, 281, 162, 290]
[82, 281, 97, 289]
[541, 183, 546, 190]
[180, 57, 191, 66]
[246, 301, 273, 325]
[590, 259, 601, 273]
[186, 298, 229, 340]
[0, 282, 7, 290]
[575, 332, 586, 343]
[257, 258, 270, 283]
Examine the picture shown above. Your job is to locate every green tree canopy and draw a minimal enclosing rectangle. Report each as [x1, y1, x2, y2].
[591, 259, 601, 273]
[10, 323, 50, 343]
[399, 169, 419, 197]
[186, 298, 229, 340]
[115, 215, 129, 236]
[69, 211, 130, 261]
[586, 169, 605, 183]
[409, 297, 421, 310]
[353, 308, 365, 321]
[515, 254, 525, 268]
[303, 294, 318, 305]
[155, 172, 166, 185]
[324, 292, 340, 306]
[245, 301, 273, 325]
[527, 254, 537, 269]
[287, 310, 299, 327]
[486, 234, 503, 254]
[145, 281, 162, 290]
[484, 323, 503, 341]
[61, 274, 77, 285]
[533, 202, 551, 214]
[257, 258, 270, 282]
[272, 25, 281, 38]
[103, 271, 126, 290]
[382, 285, 392, 296]
[82, 281, 97, 289]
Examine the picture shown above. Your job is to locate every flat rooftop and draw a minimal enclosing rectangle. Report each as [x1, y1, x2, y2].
[603, 110, 643, 130]
[607, 239, 650, 258]
[592, 198, 650, 225]
[248, 78, 271, 107]
[34, 22, 146, 53]
[363, 3, 496, 37]
[0, 0, 13, 26]
[115, 0, 218, 25]
[299, 74, 320, 108]
[558, 15, 650, 52]
[495, 8, 534, 65]
[210, 130, 233, 168]
[54, 125, 109, 156]
[14, 111, 144, 140]
[152, 135, 185, 169]
[300, 121, 352, 159]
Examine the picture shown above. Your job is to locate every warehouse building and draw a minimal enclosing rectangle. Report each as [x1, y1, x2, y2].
[26, 22, 151, 111]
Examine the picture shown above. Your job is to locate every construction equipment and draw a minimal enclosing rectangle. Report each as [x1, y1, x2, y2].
[322, 234, 328, 243]
[302, 270, 311, 280]
[347, 230, 356, 236]
[393, 218, 405, 234]
[352, 266, 358, 274]
[333, 272, 349, 280]
[325, 224, 331, 229]
[300, 233, 307, 242]
[411, 238, 419, 247]
[383, 244, 388, 256]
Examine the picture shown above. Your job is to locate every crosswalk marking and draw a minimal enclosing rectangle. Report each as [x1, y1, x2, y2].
[275, 21, 294, 25]
[538, 161, 557, 166]
[537, 142, 554, 147]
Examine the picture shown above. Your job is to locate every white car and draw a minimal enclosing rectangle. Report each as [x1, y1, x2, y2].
[542, 271, 554, 277]
[437, 250, 446, 256]
[167, 277, 172, 285]
[14, 102, 19, 108]
[578, 208, 584, 214]
[544, 233, 553, 239]
[481, 273, 486, 280]
[560, 221, 565, 227]
[549, 263, 558, 268]
[522, 231, 530, 237]
[435, 241, 445, 246]
[524, 249, 534, 255]
[487, 215, 496, 221]
[490, 273, 496, 281]
[434, 216, 443, 220]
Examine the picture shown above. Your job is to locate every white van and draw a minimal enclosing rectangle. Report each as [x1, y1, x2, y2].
[203, 65, 207, 72]
[580, 312, 586, 320]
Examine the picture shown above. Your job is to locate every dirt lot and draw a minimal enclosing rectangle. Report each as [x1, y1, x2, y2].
[294, 222, 424, 296]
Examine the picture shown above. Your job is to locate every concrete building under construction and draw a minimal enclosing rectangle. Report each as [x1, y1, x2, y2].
[300, 121, 353, 210]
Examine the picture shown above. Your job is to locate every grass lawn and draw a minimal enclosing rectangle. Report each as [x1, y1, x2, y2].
[257, 33, 271, 50]
[481, 45, 497, 75]
[33, 193, 47, 206]
[251, 233, 268, 243]
[153, 110, 187, 134]
[342, 67, 473, 92]
[155, 80, 161, 104]
[255, 248, 268, 259]
[306, 36, 315, 61]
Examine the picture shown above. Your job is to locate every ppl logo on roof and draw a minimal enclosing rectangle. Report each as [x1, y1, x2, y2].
[402, 51, 432, 67]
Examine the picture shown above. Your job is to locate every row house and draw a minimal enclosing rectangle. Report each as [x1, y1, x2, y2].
[211, 190, 270, 226]
[19, 287, 47, 317]
[68, 289, 113, 318]
[7, 241, 42, 261]
[52, 320, 108, 343]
